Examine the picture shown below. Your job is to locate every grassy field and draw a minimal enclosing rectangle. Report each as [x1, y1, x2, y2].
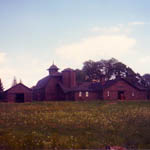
[0, 100, 150, 149]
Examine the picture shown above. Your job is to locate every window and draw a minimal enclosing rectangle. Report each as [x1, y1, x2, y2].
[132, 92, 134, 96]
[79, 91, 82, 97]
[86, 91, 89, 97]
[107, 91, 110, 97]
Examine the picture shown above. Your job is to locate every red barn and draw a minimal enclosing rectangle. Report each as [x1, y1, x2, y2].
[74, 82, 103, 101]
[33, 64, 148, 101]
[4, 83, 32, 103]
[103, 78, 147, 100]
[2, 63, 149, 103]
[33, 65, 77, 101]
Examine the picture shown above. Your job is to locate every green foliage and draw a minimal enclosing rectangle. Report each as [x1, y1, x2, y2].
[81, 58, 147, 87]
[75, 69, 86, 82]
[11, 76, 17, 87]
[143, 74, 150, 87]
[0, 101, 150, 149]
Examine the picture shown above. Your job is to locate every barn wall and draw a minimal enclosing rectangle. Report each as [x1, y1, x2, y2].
[45, 77, 61, 100]
[5, 84, 32, 103]
[64, 92, 75, 100]
[57, 85, 66, 100]
[103, 80, 147, 100]
[32, 88, 45, 101]
[74, 91, 100, 101]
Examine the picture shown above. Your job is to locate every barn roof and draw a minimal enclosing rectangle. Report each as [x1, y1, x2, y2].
[73, 82, 102, 92]
[34, 73, 62, 90]
[103, 78, 146, 91]
[5, 83, 32, 92]
[35, 75, 50, 89]
[57, 81, 103, 93]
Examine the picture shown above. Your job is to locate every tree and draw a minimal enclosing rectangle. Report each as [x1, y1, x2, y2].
[12, 76, 17, 87]
[81, 58, 147, 88]
[0, 78, 4, 92]
[142, 74, 150, 87]
[19, 79, 23, 84]
[0, 78, 4, 101]
[75, 69, 86, 83]
[82, 58, 120, 81]
[82, 60, 100, 81]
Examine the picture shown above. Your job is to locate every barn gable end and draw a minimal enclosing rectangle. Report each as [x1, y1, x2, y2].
[103, 78, 147, 100]
[4, 83, 32, 103]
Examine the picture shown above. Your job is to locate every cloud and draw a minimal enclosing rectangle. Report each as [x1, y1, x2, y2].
[128, 21, 145, 26]
[91, 22, 146, 35]
[56, 34, 136, 68]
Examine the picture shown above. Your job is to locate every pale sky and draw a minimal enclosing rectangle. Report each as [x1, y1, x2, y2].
[0, 0, 150, 89]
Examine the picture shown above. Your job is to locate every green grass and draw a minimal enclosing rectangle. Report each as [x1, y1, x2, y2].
[0, 100, 150, 149]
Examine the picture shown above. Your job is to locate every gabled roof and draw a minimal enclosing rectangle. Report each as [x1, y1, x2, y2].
[58, 81, 102, 94]
[74, 82, 102, 92]
[5, 83, 32, 92]
[103, 78, 147, 91]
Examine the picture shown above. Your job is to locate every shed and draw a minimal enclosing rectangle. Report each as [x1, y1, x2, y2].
[4, 83, 32, 103]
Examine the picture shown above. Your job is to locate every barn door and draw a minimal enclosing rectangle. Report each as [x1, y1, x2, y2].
[118, 91, 125, 100]
[16, 93, 24, 103]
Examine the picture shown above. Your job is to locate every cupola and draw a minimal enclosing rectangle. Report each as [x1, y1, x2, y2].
[47, 63, 59, 75]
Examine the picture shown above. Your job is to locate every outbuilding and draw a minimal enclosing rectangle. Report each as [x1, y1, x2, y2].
[4, 83, 32, 103]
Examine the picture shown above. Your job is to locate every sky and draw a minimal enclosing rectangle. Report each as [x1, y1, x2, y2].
[0, 0, 150, 89]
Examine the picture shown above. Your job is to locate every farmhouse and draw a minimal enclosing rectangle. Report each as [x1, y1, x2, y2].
[4, 83, 32, 103]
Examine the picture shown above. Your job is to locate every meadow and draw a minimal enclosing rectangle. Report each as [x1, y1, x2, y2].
[0, 100, 150, 149]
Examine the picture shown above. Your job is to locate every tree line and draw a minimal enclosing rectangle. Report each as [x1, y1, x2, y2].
[76, 58, 150, 88]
